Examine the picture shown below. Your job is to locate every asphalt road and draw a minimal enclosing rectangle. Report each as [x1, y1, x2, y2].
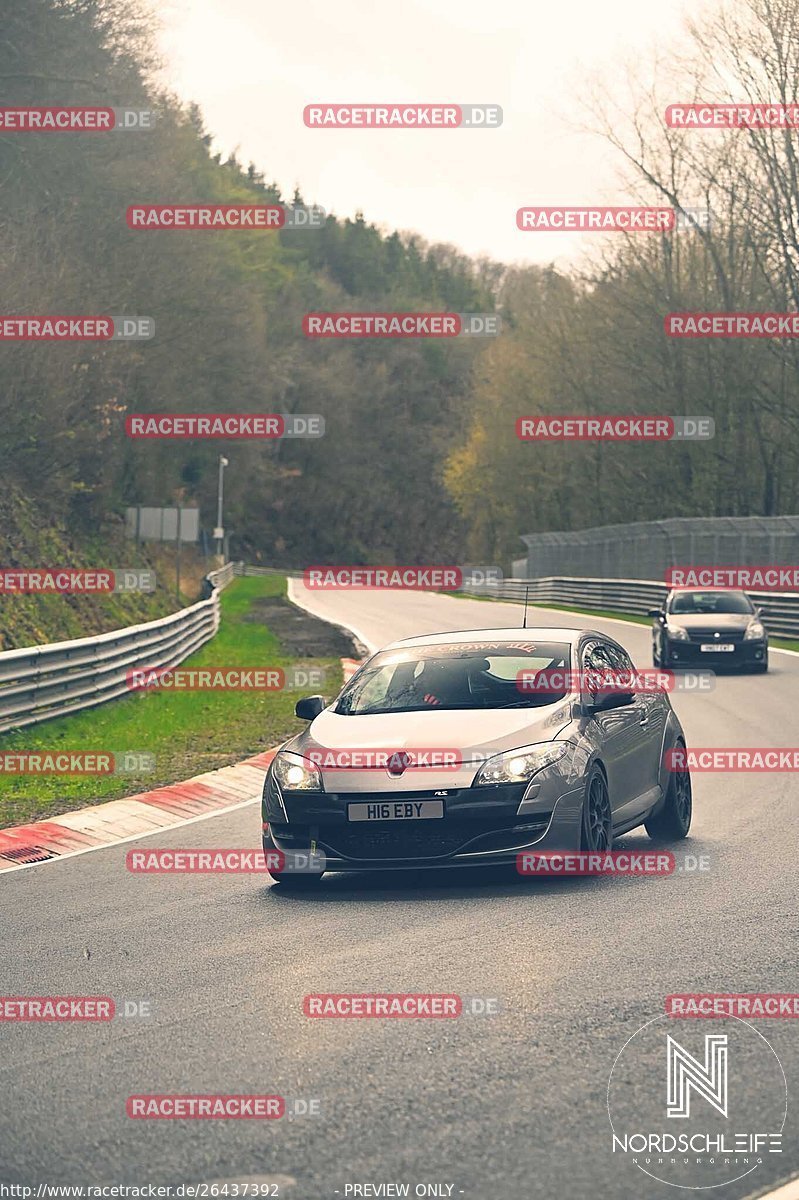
[2, 585, 798, 1200]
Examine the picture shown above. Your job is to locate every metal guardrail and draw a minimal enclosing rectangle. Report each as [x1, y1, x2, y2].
[0, 562, 236, 734]
[236, 563, 299, 578]
[459, 576, 799, 639]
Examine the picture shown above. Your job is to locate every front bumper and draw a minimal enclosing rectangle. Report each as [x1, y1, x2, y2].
[663, 637, 767, 668]
[262, 773, 585, 871]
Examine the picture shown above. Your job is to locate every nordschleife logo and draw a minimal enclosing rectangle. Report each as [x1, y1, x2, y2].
[607, 1015, 786, 1189]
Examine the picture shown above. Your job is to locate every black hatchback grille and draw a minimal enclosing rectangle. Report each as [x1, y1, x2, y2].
[686, 629, 745, 644]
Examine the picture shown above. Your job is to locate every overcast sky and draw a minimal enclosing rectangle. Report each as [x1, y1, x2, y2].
[157, 0, 706, 268]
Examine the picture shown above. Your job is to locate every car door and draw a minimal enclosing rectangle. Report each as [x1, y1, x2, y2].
[605, 641, 664, 809]
[582, 639, 650, 823]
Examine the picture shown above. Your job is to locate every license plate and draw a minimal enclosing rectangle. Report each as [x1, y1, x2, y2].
[700, 643, 734, 652]
[348, 800, 444, 822]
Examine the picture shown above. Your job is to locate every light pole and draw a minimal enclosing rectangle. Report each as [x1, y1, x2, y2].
[215, 456, 229, 560]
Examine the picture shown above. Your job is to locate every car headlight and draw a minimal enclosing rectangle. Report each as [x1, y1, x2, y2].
[272, 750, 322, 792]
[665, 623, 689, 641]
[744, 621, 765, 641]
[474, 742, 568, 787]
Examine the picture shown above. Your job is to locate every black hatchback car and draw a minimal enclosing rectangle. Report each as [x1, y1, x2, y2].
[649, 588, 768, 672]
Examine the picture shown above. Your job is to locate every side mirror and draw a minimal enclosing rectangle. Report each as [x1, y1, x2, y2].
[295, 695, 325, 721]
[755, 606, 764, 618]
[648, 608, 665, 620]
[585, 690, 635, 715]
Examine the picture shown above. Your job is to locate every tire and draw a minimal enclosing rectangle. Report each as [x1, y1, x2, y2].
[268, 871, 324, 888]
[645, 742, 692, 841]
[652, 638, 664, 668]
[580, 766, 613, 851]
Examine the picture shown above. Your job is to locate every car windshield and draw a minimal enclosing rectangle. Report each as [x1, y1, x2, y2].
[669, 591, 753, 615]
[335, 640, 572, 715]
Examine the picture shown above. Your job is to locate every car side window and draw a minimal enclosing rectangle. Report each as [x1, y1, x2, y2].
[605, 643, 634, 676]
[582, 641, 613, 674]
[604, 643, 639, 694]
[581, 641, 615, 692]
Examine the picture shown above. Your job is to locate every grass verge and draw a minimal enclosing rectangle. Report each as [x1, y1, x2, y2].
[0, 575, 342, 829]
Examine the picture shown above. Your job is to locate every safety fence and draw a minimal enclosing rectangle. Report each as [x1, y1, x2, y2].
[518, 516, 799, 581]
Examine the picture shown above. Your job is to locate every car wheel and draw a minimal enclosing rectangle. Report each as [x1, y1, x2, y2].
[580, 767, 613, 851]
[652, 638, 664, 668]
[268, 871, 324, 888]
[645, 742, 692, 841]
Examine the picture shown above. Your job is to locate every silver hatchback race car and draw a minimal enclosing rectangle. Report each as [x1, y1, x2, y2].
[261, 627, 692, 884]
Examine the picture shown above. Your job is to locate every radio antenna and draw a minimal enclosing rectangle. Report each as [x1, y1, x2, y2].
[522, 586, 530, 630]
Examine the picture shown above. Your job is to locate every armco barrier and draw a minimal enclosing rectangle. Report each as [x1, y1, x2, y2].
[0, 562, 235, 734]
[236, 563, 299, 578]
[459, 576, 799, 639]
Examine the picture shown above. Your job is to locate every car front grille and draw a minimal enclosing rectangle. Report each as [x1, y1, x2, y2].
[319, 818, 551, 861]
[686, 629, 745, 644]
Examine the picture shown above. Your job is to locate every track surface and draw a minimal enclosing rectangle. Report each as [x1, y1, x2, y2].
[2, 585, 798, 1199]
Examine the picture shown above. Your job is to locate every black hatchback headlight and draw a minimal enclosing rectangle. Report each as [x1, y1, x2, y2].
[744, 620, 766, 641]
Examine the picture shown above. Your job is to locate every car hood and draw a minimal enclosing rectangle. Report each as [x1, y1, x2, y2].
[283, 703, 574, 793]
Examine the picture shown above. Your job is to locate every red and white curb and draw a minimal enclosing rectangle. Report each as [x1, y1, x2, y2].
[0, 750, 276, 874]
[0, 656, 364, 875]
